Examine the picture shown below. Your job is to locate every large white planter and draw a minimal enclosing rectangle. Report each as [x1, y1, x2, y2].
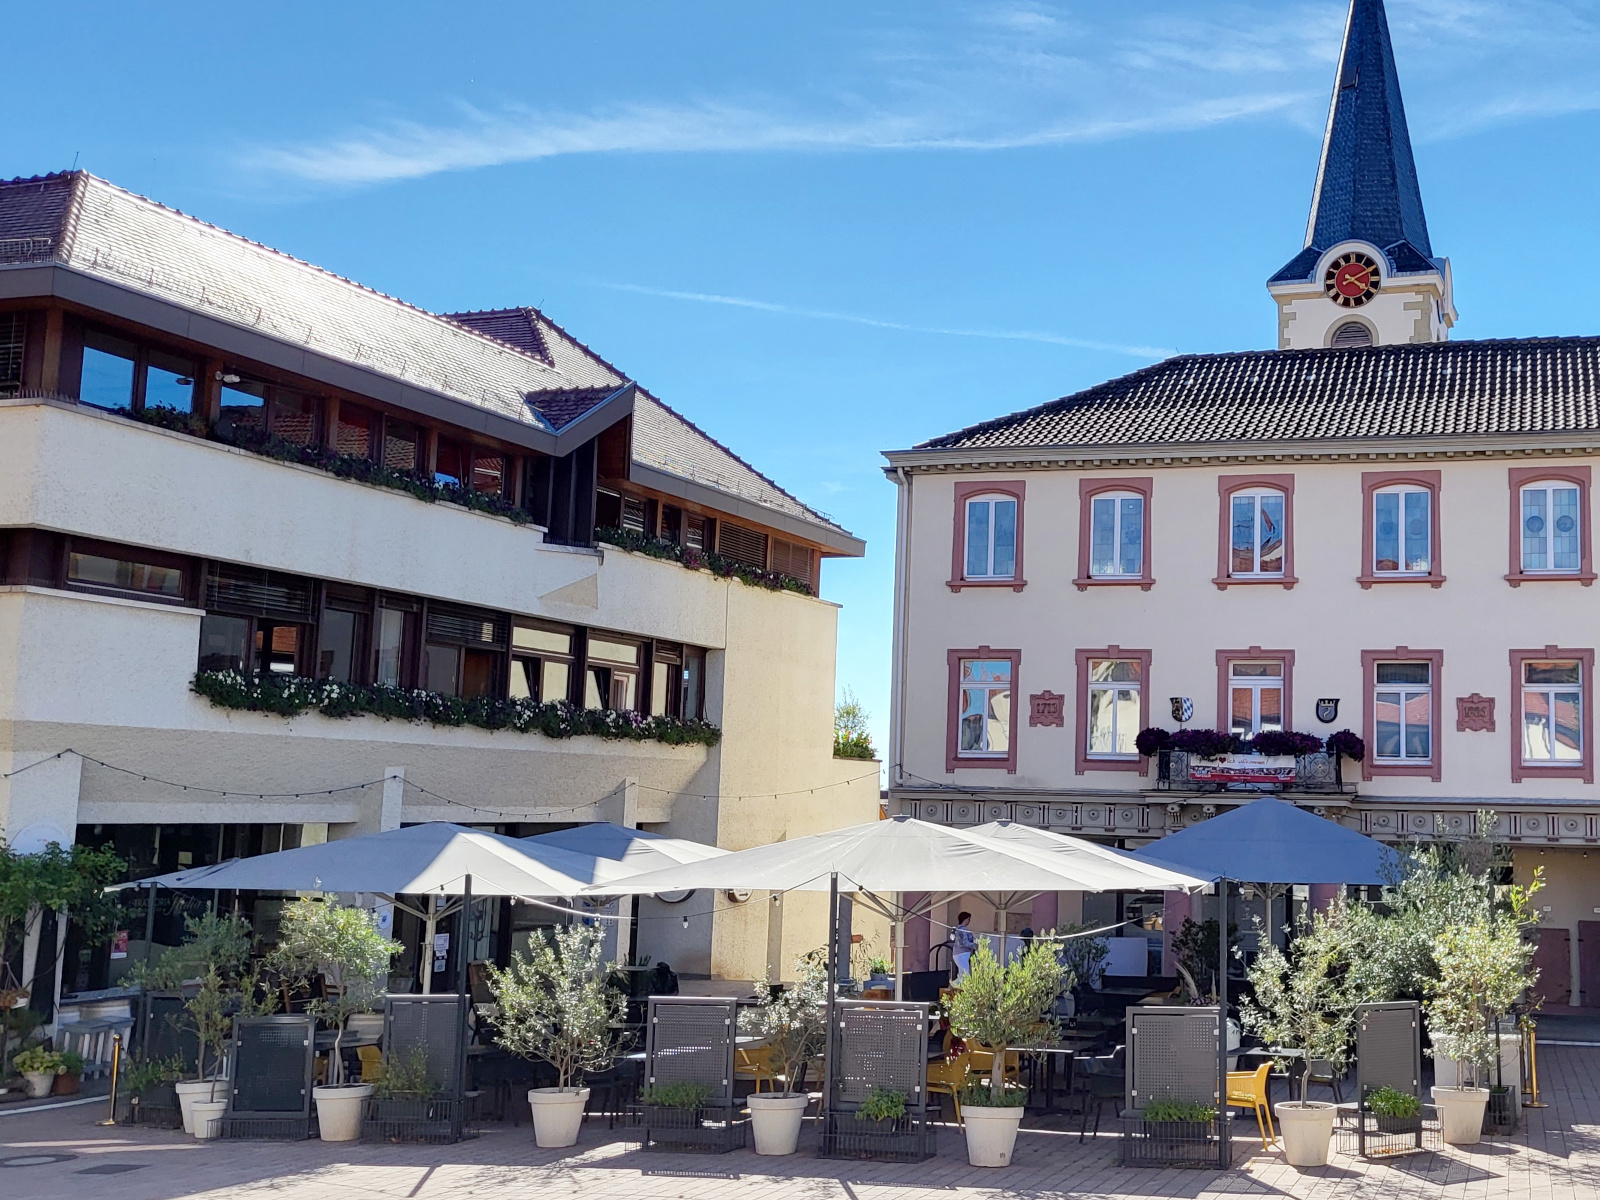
[313, 1084, 374, 1142]
[528, 1087, 590, 1148]
[748, 1093, 809, 1155]
[175, 1080, 221, 1133]
[1432, 1086, 1489, 1146]
[962, 1103, 1026, 1167]
[191, 1099, 228, 1140]
[1275, 1101, 1336, 1167]
[23, 1072, 55, 1099]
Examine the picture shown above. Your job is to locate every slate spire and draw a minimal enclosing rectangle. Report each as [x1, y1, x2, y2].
[1271, 0, 1436, 282]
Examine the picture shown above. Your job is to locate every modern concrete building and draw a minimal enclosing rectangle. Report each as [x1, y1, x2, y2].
[883, 0, 1600, 1007]
[0, 171, 878, 1014]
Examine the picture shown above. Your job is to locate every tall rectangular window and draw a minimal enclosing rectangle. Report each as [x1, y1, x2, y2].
[143, 350, 197, 412]
[510, 621, 574, 704]
[1521, 483, 1581, 573]
[375, 604, 417, 687]
[335, 404, 378, 459]
[964, 495, 1017, 580]
[1374, 662, 1432, 762]
[681, 647, 706, 720]
[1373, 488, 1431, 574]
[1522, 660, 1582, 764]
[80, 329, 138, 410]
[1086, 660, 1142, 757]
[957, 658, 1013, 758]
[435, 439, 469, 487]
[383, 420, 422, 473]
[586, 635, 641, 711]
[1229, 662, 1284, 736]
[1090, 493, 1144, 578]
[1230, 491, 1285, 576]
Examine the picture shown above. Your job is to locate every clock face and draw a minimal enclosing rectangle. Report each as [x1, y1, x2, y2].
[1324, 252, 1381, 308]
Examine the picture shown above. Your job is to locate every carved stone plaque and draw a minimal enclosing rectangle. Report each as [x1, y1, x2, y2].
[1456, 693, 1496, 733]
[1029, 691, 1065, 728]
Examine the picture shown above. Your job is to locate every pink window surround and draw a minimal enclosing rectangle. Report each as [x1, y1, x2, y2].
[1215, 648, 1296, 732]
[1359, 469, 1445, 589]
[1074, 476, 1155, 591]
[1214, 473, 1297, 589]
[1074, 645, 1153, 776]
[946, 646, 1022, 774]
[948, 480, 1027, 591]
[1506, 466, 1595, 587]
[1360, 647, 1444, 782]
[1508, 646, 1595, 784]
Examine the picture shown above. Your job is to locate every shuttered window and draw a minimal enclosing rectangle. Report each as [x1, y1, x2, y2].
[770, 538, 814, 586]
[425, 604, 509, 648]
[0, 313, 22, 398]
[205, 565, 315, 620]
[717, 522, 768, 570]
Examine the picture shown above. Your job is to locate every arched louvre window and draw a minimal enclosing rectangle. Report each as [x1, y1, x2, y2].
[1331, 321, 1373, 348]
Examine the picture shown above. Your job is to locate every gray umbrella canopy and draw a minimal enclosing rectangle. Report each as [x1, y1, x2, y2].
[519, 822, 727, 886]
[1129, 798, 1396, 885]
[133, 822, 598, 898]
[968, 821, 1212, 893]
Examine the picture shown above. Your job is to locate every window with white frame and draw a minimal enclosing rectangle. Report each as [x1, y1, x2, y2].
[1373, 486, 1431, 574]
[1087, 659, 1142, 757]
[957, 658, 1013, 757]
[1090, 492, 1145, 578]
[1230, 489, 1286, 576]
[1520, 482, 1581, 573]
[1374, 662, 1432, 763]
[964, 495, 1018, 580]
[1229, 661, 1284, 736]
[1522, 659, 1582, 764]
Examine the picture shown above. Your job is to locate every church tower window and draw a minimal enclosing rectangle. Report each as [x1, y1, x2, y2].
[1331, 321, 1373, 349]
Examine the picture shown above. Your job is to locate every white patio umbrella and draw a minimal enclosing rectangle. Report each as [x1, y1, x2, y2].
[131, 822, 602, 991]
[518, 822, 728, 885]
[584, 815, 1206, 998]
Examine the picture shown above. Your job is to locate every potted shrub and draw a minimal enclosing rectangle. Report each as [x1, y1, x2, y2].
[1324, 730, 1365, 789]
[743, 954, 828, 1155]
[367, 1047, 448, 1142]
[1133, 1098, 1218, 1161]
[1425, 896, 1537, 1146]
[948, 938, 1069, 1167]
[13, 1046, 64, 1098]
[485, 923, 626, 1148]
[270, 899, 398, 1143]
[179, 966, 274, 1139]
[122, 1054, 185, 1127]
[1243, 901, 1359, 1167]
[51, 1049, 84, 1096]
[854, 1086, 908, 1137]
[1365, 1085, 1423, 1135]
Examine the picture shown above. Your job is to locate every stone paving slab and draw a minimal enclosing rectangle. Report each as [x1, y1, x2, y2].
[1, 1046, 1595, 1200]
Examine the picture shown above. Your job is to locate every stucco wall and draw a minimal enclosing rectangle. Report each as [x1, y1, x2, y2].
[897, 458, 1600, 800]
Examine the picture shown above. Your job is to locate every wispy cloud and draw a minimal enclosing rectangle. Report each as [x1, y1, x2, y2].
[245, 1, 1600, 186]
[593, 282, 1174, 360]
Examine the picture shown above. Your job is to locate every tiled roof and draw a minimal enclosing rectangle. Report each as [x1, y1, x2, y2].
[910, 338, 1600, 454]
[443, 306, 551, 364]
[458, 305, 856, 539]
[524, 386, 627, 431]
[1271, 0, 1437, 284]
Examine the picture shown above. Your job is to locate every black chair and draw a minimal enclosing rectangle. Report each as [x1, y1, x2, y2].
[1305, 1057, 1345, 1103]
[1074, 1045, 1125, 1143]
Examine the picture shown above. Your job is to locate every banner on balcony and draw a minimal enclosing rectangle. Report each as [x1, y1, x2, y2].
[1187, 754, 1297, 785]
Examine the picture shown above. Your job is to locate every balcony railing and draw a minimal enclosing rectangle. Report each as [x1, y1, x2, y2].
[1154, 750, 1349, 794]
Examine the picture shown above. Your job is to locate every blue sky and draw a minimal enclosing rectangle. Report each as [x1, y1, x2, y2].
[9, 1, 1600, 764]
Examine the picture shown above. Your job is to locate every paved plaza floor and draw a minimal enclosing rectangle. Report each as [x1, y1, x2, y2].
[2, 1046, 1596, 1200]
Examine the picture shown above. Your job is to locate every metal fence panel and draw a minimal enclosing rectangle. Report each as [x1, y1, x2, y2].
[229, 1016, 315, 1117]
[1355, 1001, 1421, 1100]
[644, 997, 737, 1103]
[1128, 1006, 1220, 1109]
[385, 994, 466, 1099]
[830, 1000, 929, 1113]
[139, 991, 199, 1074]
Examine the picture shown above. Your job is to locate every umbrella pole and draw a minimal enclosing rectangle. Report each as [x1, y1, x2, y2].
[455, 875, 472, 1142]
[422, 903, 437, 994]
[894, 909, 906, 1002]
[824, 872, 838, 1117]
[1217, 876, 1230, 1170]
[997, 906, 1007, 966]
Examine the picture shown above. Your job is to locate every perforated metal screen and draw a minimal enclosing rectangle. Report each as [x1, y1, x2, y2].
[830, 1001, 928, 1113]
[1128, 1006, 1221, 1108]
[1356, 1001, 1421, 1099]
[141, 992, 200, 1074]
[645, 997, 736, 1103]
[386, 995, 466, 1099]
[229, 1016, 314, 1117]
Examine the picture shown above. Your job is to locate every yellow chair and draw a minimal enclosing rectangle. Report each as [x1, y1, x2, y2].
[965, 1042, 1021, 1087]
[925, 1050, 972, 1125]
[1226, 1064, 1276, 1150]
[357, 1045, 384, 1083]
[735, 1043, 784, 1093]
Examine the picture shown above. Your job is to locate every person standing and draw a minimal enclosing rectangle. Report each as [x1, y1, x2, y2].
[951, 912, 976, 980]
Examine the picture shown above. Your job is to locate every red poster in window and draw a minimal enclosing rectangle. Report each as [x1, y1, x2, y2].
[110, 930, 129, 960]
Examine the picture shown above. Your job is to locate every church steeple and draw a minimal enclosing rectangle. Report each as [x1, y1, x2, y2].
[1267, 0, 1455, 350]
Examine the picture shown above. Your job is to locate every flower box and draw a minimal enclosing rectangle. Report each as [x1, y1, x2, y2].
[364, 1096, 480, 1144]
[1121, 1113, 1231, 1167]
[631, 1103, 747, 1153]
[818, 1112, 935, 1162]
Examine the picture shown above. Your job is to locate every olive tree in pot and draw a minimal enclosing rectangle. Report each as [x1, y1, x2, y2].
[1425, 885, 1539, 1146]
[485, 924, 626, 1148]
[742, 953, 828, 1154]
[948, 939, 1069, 1167]
[270, 899, 397, 1142]
[1243, 902, 1360, 1167]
